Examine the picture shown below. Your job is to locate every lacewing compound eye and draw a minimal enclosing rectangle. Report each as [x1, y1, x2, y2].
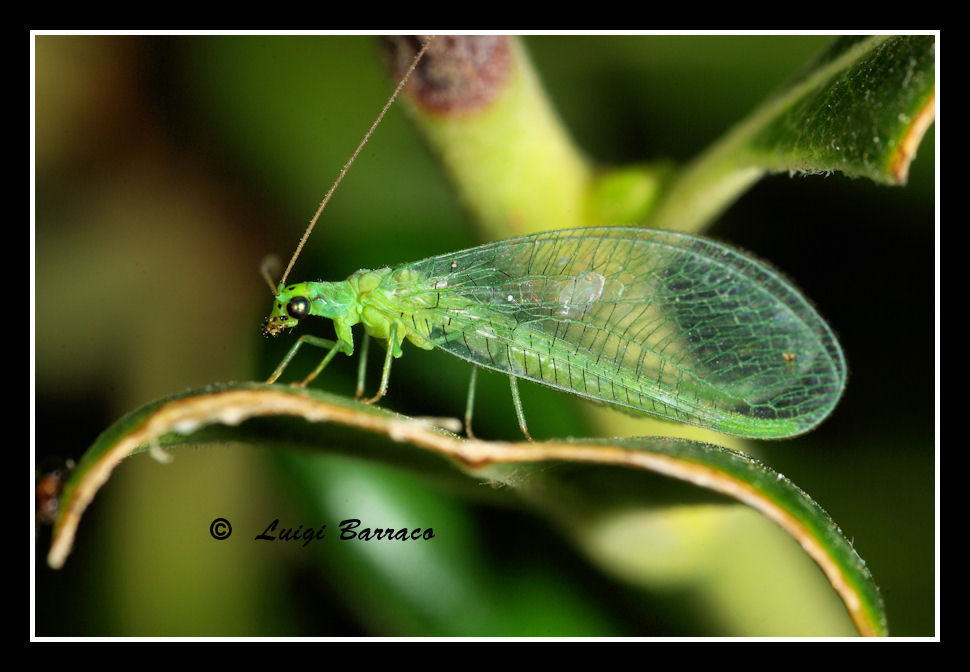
[286, 297, 309, 320]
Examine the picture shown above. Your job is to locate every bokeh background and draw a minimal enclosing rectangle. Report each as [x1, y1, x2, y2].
[34, 35, 935, 636]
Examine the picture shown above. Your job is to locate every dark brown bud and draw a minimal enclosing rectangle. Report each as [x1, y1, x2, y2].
[382, 35, 512, 115]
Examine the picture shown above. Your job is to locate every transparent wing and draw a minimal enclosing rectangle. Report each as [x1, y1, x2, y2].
[382, 227, 845, 438]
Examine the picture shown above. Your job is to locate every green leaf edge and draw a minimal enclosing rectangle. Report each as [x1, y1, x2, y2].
[46, 381, 887, 636]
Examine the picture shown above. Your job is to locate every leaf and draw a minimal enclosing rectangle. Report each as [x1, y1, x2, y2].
[746, 35, 935, 184]
[649, 35, 936, 232]
[46, 383, 887, 636]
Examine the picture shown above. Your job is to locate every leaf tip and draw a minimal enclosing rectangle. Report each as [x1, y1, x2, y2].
[890, 90, 935, 184]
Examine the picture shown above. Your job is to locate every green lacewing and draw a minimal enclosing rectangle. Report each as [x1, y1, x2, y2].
[263, 226, 845, 439]
[261, 38, 846, 439]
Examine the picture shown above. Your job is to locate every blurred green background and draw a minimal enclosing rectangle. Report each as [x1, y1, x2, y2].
[33, 35, 935, 636]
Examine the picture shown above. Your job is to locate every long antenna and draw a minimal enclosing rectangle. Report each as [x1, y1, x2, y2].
[277, 35, 435, 290]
